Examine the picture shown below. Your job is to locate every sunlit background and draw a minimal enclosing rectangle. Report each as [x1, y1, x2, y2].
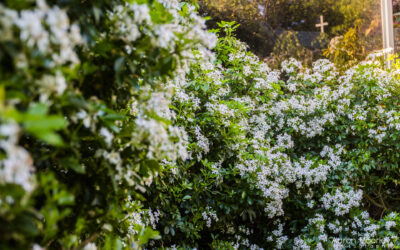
[198, 0, 383, 69]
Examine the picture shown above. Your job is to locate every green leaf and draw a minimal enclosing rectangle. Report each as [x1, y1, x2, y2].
[182, 195, 191, 200]
[24, 116, 66, 131]
[138, 227, 160, 245]
[28, 103, 48, 116]
[61, 157, 86, 174]
[36, 132, 64, 146]
[114, 56, 125, 72]
[57, 192, 75, 205]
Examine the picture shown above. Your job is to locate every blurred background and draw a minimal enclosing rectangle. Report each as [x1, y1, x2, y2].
[198, 0, 384, 69]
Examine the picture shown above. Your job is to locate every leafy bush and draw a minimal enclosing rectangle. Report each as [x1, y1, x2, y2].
[198, 0, 381, 61]
[0, 0, 215, 249]
[146, 23, 400, 249]
[264, 30, 328, 69]
[2, 1, 400, 249]
[323, 27, 366, 71]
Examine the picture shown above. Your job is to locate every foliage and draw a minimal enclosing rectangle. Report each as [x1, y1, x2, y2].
[323, 27, 365, 71]
[198, 0, 380, 37]
[0, 0, 215, 249]
[145, 23, 400, 249]
[265, 30, 328, 69]
[2, 0, 400, 249]
[198, 0, 381, 65]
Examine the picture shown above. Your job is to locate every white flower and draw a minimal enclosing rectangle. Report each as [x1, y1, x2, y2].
[130, 3, 151, 23]
[0, 123, 34, 192]
[83, 243, 97, 250]
[321, 189, 363, 216]
[14, 3, 83, 66]
[133, 117, 188, 162]
[194, 125, 209, 156]
[202, 206, 218, 228]
[153, 24, 176, 48]
[385, 220, 396, 231]
[100, 127, 114, 147]
[319, 234, 328, 242]
[243, 65, 252, 76]
[332, 238, 343, 250]
[76, 110, 91, 128]
[32, 244, 44, 250]
[148, 208, 161, 229]
[15, 9, 49, 51]
[281, 58, 302, 74]
[55, 71, 67, 94]
[313, 59, 336, 75]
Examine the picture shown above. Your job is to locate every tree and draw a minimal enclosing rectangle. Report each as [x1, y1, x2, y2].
[198, 0, 382, 66]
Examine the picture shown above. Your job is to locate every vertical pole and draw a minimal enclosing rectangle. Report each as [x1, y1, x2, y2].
[381, 0, 394, 66]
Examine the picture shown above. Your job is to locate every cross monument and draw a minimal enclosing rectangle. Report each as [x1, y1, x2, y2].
[315, 15, 328, 33]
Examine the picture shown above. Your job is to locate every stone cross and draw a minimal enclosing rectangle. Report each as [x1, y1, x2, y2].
[315, 15, 328, 33]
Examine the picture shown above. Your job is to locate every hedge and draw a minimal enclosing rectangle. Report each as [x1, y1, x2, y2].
[1, 1, 400, 249]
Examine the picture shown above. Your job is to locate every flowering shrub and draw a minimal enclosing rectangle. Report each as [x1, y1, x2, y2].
[0, 0, 214, 249]
[2, 1, 400, 249]
[146, 23, 400, 249]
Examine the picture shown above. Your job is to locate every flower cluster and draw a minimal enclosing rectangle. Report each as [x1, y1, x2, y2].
[2, 0, 400, 248]
[201, 206, 219, 228]
[321, 188, 363, 216]
[149, 21, 400, 248]
[0, 0, 216, 249]
[11, 0, 82, 67]
[0, 123, 34, 192]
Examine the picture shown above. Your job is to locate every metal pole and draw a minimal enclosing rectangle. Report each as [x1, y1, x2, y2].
[381, 0, 394, 66]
